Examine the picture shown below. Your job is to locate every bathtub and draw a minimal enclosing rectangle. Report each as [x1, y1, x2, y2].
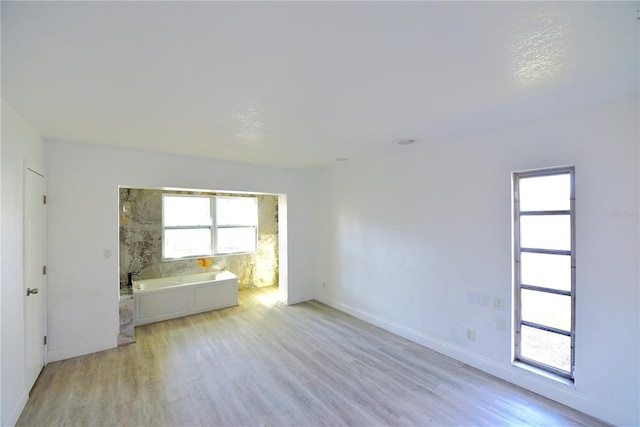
[133, 270, 238, 326]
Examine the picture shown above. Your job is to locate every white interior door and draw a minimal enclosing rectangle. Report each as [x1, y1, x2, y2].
[25, 168, 45, 390]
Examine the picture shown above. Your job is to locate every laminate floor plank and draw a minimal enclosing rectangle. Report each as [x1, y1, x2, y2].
[17, 286, 609, 427]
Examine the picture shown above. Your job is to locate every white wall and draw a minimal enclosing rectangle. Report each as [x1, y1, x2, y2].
[1, 101, 44, 426]
[44, 141, 315, 362]
[1, 103, 3, 427]
[312, 97, 639, 426]
[6, 96, 637, 425]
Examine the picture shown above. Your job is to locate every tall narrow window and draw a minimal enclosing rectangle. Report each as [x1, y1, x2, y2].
[513, 167, 575, 380]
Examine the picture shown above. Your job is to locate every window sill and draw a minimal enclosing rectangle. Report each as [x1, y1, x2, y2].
[512, 361, 574, 387]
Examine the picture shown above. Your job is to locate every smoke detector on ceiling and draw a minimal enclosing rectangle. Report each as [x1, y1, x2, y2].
[392, 138, 416, 146]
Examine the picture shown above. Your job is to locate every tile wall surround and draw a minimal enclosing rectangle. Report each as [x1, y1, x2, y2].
[119, 188, 279, 291]
[117, 295, 135, 345]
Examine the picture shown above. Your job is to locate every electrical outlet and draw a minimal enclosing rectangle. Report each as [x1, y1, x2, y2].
[466, 328, 476, 341]
[103, 249, 111, 259]
[479, 295, 490, 307]
[494, 297, 503, 310]
[467, 292, 479, 305]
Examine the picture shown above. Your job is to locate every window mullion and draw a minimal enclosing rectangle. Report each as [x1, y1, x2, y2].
[520, 210, 571, 216]
[211, 197, 217, 256]
[520, 320, 571, 337]
[164, 225, 212, 230]
[520, 248, 571, 256]
[520, 284, 571, 296]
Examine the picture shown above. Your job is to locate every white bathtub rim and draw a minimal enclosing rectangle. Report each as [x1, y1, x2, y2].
[133, 270, 237, 293]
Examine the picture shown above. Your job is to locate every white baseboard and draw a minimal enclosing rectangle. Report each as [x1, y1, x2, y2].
[316, 295, 634, 427]
[3, 387, 28, 427]
[47, 337, 117, 363]
[284, 294, 313, 305]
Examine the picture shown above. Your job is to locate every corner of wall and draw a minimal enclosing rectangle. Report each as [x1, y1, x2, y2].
[47, 338, 117, 364]
[2, 388, 27, 427]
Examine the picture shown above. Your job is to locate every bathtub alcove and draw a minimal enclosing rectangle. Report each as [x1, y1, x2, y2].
[118, 186, 285, 344]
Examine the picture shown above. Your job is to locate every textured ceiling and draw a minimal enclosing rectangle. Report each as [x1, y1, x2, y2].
[2, 1, 638, 168]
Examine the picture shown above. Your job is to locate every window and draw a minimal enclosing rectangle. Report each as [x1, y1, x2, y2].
[162, 195, 257, 259]
[215, 196, 258, 254]
[513, 167, 575, 380]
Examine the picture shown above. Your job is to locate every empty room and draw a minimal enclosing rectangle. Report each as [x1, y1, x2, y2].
[1, 1, 638, 426]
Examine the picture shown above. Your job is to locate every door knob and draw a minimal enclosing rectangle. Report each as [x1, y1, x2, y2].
[26, 288, 39, 296]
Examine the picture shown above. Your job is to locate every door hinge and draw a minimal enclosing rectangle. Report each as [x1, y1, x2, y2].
[43, 195, 47, 204]
[43, 265, 47, 275]
[44, 336, 47, 345]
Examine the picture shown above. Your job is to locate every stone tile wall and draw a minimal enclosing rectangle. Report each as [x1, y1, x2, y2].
[119, 188, 279, 290]
[118, 295, 135, 345]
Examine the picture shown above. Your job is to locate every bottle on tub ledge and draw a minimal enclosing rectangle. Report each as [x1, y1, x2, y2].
[197, 257, 217, 273]
[127, 271, 139, 287]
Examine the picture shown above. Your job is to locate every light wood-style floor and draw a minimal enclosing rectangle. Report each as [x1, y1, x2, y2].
[18, 286, 608, 427]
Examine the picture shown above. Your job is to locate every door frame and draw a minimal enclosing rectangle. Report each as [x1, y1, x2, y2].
[23, 162, 47, 386]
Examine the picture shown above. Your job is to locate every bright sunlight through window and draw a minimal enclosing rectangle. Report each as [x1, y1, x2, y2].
[513, 167, 575, 380]
[163, 195, 258, 259]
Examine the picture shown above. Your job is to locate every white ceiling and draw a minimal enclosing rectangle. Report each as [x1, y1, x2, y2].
[2, 1, 638, 169]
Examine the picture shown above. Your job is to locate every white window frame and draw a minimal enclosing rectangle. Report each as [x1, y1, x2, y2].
[214, 196, 259, 255]
[512, 166, 576, 380]
[162, 194, 257, 259]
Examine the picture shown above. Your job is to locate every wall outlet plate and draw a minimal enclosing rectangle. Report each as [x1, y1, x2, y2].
[466, 328, 476, 341]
